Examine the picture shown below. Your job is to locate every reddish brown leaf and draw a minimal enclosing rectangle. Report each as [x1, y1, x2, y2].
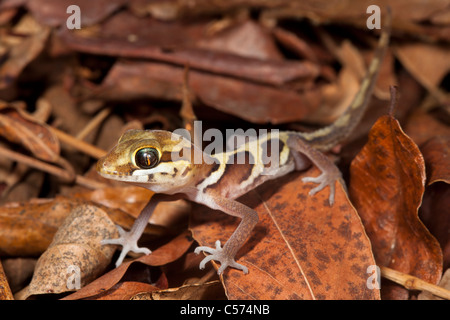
[92, 281, 159, 300]
[63, 230, 193, 300]
[0, 104, 61, 162]
[2, 258, 37, 294]
[349, 114, 443, 299]
[421, 135, 450, 185]
[27, 0, 126, 27]
[191, 170, 379, 300]
[58, 12, 320, 87]
[72, 186, 190, 232]
[0, 25, 49, 89]
[0, 198, 80, 256]
[404, 109, 450, 147]
[420, 183, 450, 271]
[197, 20, 284, 61]
[0, 260, 13, 300]
[419, 136, 450, 270]
[136, 280, 224, 300]
[96, 61, 320, 124]
[394, 42, 450, 95]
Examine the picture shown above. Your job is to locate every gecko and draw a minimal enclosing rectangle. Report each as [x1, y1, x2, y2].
[96, 22, 390, 275]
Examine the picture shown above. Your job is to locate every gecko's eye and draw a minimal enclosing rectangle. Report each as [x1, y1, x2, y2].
[135, 147, 160, 169]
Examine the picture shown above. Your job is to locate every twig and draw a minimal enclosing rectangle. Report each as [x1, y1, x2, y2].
[76, 108, 111, 141]
[75, 175, 108, 189]
[1, 145, 74, 182]
[381, 266, 450, 300]
[179, 65, 197, 136]
[388, 85, 399, 117]
[0, 145, 107, 189]
[50, 127, 106, 159]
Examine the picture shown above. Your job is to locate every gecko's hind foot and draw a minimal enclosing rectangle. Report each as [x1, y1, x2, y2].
[194, 240, 248, 275]
[302, 168, 344, 206]
[101, 225, 151, 267]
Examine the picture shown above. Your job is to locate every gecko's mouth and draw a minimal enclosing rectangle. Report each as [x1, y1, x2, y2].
[96, 156, 134, 180]
[97, 170, 129, 180]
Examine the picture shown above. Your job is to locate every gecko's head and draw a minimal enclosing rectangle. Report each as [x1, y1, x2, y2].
[97, 129, 196, 193]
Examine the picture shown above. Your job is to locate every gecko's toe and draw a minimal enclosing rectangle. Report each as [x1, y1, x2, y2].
[195, 240, 248, 275]
[101, 228, 152, 267]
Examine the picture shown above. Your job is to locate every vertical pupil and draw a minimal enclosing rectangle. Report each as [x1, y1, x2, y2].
[136, 148, 158, 168]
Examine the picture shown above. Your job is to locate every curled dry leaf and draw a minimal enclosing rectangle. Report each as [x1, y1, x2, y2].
[96, 61, 320, 125]
[418, 268, 450, 300]
[16, 204, 118, 299]
[0, 260, 13, 300]
[191, 169, 379, 300]
[134, 280, 223, 300]
[0, 198, 81, 256]
[91, 281, 159, 300]
[63, 230, 193, 300]
[197, 20, 284, 61]
[404, 109, 450, 147]
[2, 258, 37, 294]
[420, 135, 450, 185]
[0, 24, 50, 90]
[58, 12, 320, 87]
[0, 104, 60, 163]
[419, 136, 450, 270]
[73, 186, 190, 232]
[349, 114, 443, 299]
[394, 42, 450, 97]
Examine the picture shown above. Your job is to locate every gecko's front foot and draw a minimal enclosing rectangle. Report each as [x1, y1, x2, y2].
[195, 240, 248, 275]
[101, 225, 151, 267]
[302, 167, 344, 206]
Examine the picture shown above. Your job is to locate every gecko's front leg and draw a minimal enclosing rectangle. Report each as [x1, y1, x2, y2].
[194, 194, 259, 275]
[102, 193, 183, 267]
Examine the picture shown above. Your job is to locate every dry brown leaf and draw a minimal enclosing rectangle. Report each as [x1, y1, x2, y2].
[92, 281, 159, 300]
[0, 260, 13, 300]
[136, 280, 223, 300]
[349, 114, 443, 299]
[421, 135, 450, 185]
[72, 186, 190, 232]
[0, 198, 80, 256]
[96, 61, 320, 125]
[16, 204, 118, 299]
[0, 22, 49, 90]
[73, 186, 154, 218]
[420, 136, 450, 270]
[404, 109, 450, 147]
[394, 42, 450, 97]
[2, 258, 37, 294]
[58, 12, 320, 87]
[197, 20, 284, 61]
[63, 230, 193, 300]
[420, 183, 450, 271]
[191, 170, 379, 300]
[0, 104, 61, 163]
[418, 268, 450, 300]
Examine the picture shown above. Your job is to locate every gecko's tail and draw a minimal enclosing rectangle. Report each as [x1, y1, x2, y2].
[299, 8, 392, 152]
